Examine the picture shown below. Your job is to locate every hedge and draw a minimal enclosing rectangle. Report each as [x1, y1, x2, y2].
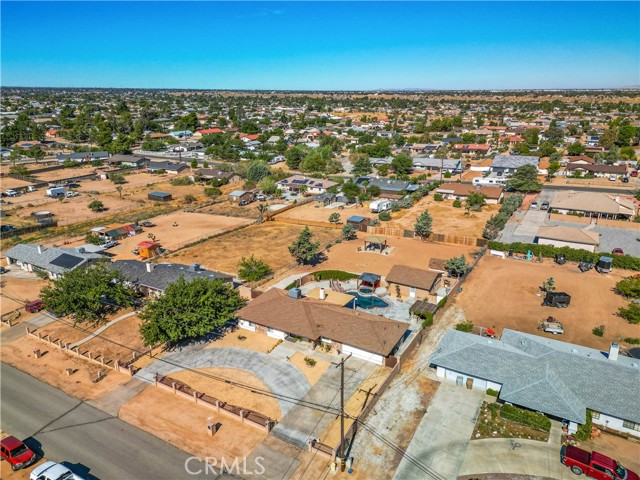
[284, 270, 358, 290]
[572, 410, 592, 441]
[486, 388, 500, 397]
[487, 241, 640, 271]
[500, 404, 552, 432]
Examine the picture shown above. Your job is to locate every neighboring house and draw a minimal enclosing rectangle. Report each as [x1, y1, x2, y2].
[453, 144, 491, 155]
[276, 175, 337, 194]
[412, 158, 462, 173]
[90, 223, 142, 241]
[229, 190, 254, 205]
[106, 154, 149, 168]
[236, 288, 409, 365]
[385, 265, 443, 302]
[109, 260, 232, 296]
[586, 135, 600, 146]
[435, 184, 504, 204]
[564, 154, 595, 166]
[565, 163, 627, 178]
[171, 142, 203, 152]
[550, 191, 636, 220]
[146, 161, 189, 174]
[194, 169, 241, 183]
[490, 155, 540, 176]
[369, 157, 394, 166]
[192, 128, 223, 138]
[430, 329, 640, 437]
[169, 130, 193, 139]
[536, 226, 600, 252]
[356, 177, 419, 198]
[4, 244, 103, 279]
[56, 151, 109, 163]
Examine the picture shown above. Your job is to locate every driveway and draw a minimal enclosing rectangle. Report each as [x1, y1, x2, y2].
[0, 312, 58, 345]
[135, 347, 311, 417]
[393, 381, 484, 480]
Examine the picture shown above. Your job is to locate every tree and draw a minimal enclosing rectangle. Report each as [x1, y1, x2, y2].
[175, 112, 199, 132]
[9, 164, 28, 175]
[391, 155, 413, 175]
[109, 172, 126, 184]
[190, 158, 198, 169]
[8, 146, 24, 166]
[615, 277, 640, 298]
[567, 142, 586, 156]
[247, 161, 271, 182]
[379, 211, 391, 221]
[88, 200, 105, 212]
[507, 164, 542, 192]
[541, 277, 556, 292]
[465, 191, 486, 211]
[414, 210, 433, 238]
[341, 224, 357, 241]
[547, 159, 561, 181]
[328, 212, 341, 224]
[257, 203, 269, 223]
[237, 255, 271, 282]
[285, 146, 306, 170]
[341, 180, 361, 201]
[40, 263, 136, 324]
[445, 255, 469, 277]
[26, 145, 45, 164]
[376, 164, 390, 176]
[288, 226, 320, 265]
[139, 277, 244, 346]
[115, 186, 123, 199]
[351, 155, 372, 177]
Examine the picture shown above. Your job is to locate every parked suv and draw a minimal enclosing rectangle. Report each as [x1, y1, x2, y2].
[0, 436, 37, 471]
[540, 201, 549, 210]
[530, 201, 538, 210]
[30, 461, 87, 480]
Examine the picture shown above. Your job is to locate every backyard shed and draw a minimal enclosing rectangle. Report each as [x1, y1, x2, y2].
[347, 215, 369, 228]
[148, 191, 173, 202]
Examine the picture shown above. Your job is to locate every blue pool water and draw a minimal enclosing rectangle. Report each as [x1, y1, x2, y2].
[346, 291, 389, 309]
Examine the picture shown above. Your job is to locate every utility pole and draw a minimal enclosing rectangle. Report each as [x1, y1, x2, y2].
[332, 353, 352, 471]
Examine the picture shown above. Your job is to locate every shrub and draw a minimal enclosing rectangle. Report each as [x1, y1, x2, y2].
[443, 171, 452, 178]
[619, 303, 640, 324]
[184, 194, 197, 204]
[437, 296, 448, 308]
[573, 410, 593, 441]
[204, 187, 221, 197]
[624, 337, 640, 344]
[500, 404, 551, 432]
[109, 172, 126, 184]
[592, 325, 605, 337]
[433, 193, 444, 201]
[615, 277, 640, 298]
[486, 388, 499, 397]
[415, 311, 434, 329]
[452, 199, 462, 208]
[455, 321, 473, 332]
[304, 357, 317, 367]
[170, 177, 193, 186]
[379, 211, 391, 221]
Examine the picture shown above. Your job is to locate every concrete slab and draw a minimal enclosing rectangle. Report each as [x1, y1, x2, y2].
[393, 381, 484, 480]
[0, 312, 58, 345]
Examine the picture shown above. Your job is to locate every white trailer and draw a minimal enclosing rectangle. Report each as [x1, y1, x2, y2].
[370, 199, 392, 213]
[46, 187, 66, 198]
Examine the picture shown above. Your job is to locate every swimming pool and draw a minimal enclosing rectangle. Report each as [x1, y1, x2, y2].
[346, 291, 389, 309]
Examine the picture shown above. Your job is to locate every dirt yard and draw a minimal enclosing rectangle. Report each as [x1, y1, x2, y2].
[198, 197, 282, 220]
[289, 351, 330, 386]
[204, 328, 281, 354]
[455, 255, 638, 350]
[584, 432, 640, 473]
[172, 223, 340, 275]
[278, 201, 372, 224]
[169, 366, 282, 420]
[81, 315, 146, 363]
[103, 211, 253, 261]
[76, 172, 167, 194]
[31, 165, 98, 181]
[119, 385, 267, 460]
[0, 275, 48, 314]
[386, 195, 500, 239]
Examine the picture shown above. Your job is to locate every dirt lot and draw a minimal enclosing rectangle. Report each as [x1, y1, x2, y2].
[31, 165, 98, 182]
[584, 432, 640, 473]
[77, 171, 167, 194]
[278, 201, 372, 224]
[386, 195, 500, 239]
[81, 315, 146, 363]
[198, 197, 283, 220]
[204, 328, 281, 354]
[0, 275, 48, 315]
[1, 176, 34, 190]
[172, 223, 340, 275]
[455, 255, 638, 350]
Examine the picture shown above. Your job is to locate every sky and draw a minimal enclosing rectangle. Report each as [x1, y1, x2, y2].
[1, 1, 638, 90]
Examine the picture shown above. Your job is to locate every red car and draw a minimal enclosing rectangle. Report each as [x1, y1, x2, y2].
[612, 248, 624, 256]
[24, 299, 43, 313]
[0, 436, 37, 471]
[561, 445, 639, 480]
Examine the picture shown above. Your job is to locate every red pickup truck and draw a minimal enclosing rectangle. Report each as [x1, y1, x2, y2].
[561, 445, 639, 480]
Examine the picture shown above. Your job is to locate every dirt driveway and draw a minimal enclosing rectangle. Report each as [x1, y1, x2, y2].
[455, 255, 638, 350]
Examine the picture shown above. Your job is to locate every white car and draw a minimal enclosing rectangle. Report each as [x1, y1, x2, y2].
[4, 190, 19, 197]
[30, 461, 86, 480]
[100, 240, 118, 249]
[65, 191, 80, 198]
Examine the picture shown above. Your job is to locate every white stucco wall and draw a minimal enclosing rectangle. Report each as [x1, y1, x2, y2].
[436, 366, 502, 392]
[537, 238, 596, 252]
[238, 320, 256, 332]
[593, 412, 640, 438]
[266, 327, 286, 339]
[343, 344, 384, 365]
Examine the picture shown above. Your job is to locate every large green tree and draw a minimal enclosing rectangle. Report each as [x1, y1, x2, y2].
[288, 226, 321, 265]
[139, 277, 244, 346]
[414, 210, 433, 238]
[41, 263, 136, 324]
[507, 164, 542, 192]
[237, 255, 271, 282]
[391, 155, 413, 175]
[445, 255, 469, 277]
[351, 155, 372, 177]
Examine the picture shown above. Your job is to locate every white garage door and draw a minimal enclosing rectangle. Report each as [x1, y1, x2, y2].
[342, 344, 384, 365]
[266, 327, 286, 339]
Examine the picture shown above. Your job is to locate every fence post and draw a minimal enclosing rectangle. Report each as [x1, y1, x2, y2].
[172, 382, 177, 394]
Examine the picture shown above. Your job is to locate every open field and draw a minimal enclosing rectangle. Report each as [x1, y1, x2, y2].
[386, 195, 500, 238]
[0, 275, 48, 314]
[81, 315, 146, 361]
[198, 197, 282, 219]
[31, 165, 99, 181]
[172, 223, 340, 275]
[455, 255, 638, 350]
[77, 171, 167, 193]
[278, 201, 372, 223]
[1, 176, 34, 189]
[119, 386, 266, 460]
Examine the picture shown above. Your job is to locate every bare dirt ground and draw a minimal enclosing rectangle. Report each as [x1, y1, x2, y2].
[1, 176, 33, 189]
[1, 275, 48, 314]
[199, 197, 284, 220]
[550, 175, 640, 190]
[387, 195, 500, 238]
[169, 366, 282, 420]
[77, 172, 167, 194]
[31, 165, 98, 181]
[289, 351, 330, 386]
[1, 336, 130, 400]
[81, 315, 146, 362]
[584, 432, 640, 473]
[171, 223, 340, 275]
[204, 328, 281, 354]
[455, 255, 637, 350]
[278, 201, 372, 223]
[119, 386, 266, 460]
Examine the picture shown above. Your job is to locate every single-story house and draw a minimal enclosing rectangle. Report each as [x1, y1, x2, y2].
[236, 288, 409, 365]
[4, 244, 104, 279]
[356, 177, 419, 198]
[109, 260, 232, 296]
[430, 329, 640, 437]
[229, 190, 254, 205]
[315, 192, 348, 206]
[490, 155, 540, 176]
[169, 130, 193, 139]
[56, 151, 109, 164]
[147, 191, 173, 202]
[146, 161, 189, 174]
[106, 154, 149, 168]
[369, 157, 394, 166]
[194, 169, 241, 183]
[192, 128, 223, 138]
[564, 154, 595, 166]
[565, 163, 627, 178]
[536, 226, 600, 252]
[435, 184, 504, 204]
[276, 175, 337, 194]
[412, 158, 462, 173]
[90, 223, 142, 241]
[453, 144, 491, 155]
[550, 191, 636, 220]
[171, 142, 203, 153]
[385, 265, 443, 302]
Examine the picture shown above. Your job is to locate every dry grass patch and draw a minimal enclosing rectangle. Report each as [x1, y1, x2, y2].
[289, 352, 330, 386]
[204, 328, 281, 354]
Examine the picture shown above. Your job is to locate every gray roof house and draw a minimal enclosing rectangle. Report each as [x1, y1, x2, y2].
[109, 260, 233, 294]
[56, 151, 109, 163]
[412, 157, 462, 172]
[490, 155, 540, 175]
[146, 161, 189, 174]
[356, 177, 419, 196]
[430, 329, 640, 436]
[4, 244, 104, 279]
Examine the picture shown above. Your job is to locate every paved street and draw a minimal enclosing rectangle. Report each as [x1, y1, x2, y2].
[0, 363, 231, 480]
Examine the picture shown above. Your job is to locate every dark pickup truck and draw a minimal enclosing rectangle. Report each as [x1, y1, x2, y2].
[561, 445, 639, 480]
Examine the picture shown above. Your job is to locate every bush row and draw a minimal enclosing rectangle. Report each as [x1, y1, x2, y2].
[487, 241, 640, 271]
[482, 194, 524, 240]
[284, 270, 358, 290]
[500, 404, 552, 432]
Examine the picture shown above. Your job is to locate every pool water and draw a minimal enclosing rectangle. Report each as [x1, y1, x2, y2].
[346, 291, 389, 309]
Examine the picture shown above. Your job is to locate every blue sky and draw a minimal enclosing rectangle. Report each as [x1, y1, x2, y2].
[1, 1, 638, 90]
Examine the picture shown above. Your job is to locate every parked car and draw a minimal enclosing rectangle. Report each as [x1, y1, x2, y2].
[4, 189, 19, 197]
[609, 175, 617, 181]
[0, 266, 9, 274]
[100, 240, 118, 249]
[0, 436, 37, 471]
[65, 191, 80, 198]
[25, 299, 43, 313]
[30, 461, 87, 480]
[622, 177, 630, 183]
[612, 248, 624, 256]
[140, 221, 155, 227]
[560, 445, 639, 480]
[530, 201, 538, 209]
[631, 170, 638, 177]
[540, 201, 549, 210]
[255, 194, 267, 201]
[131, 248, 139, 255]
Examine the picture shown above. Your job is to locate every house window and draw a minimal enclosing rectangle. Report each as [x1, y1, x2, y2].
[591, 411, 600, 420]
[622, 420, 640, 432]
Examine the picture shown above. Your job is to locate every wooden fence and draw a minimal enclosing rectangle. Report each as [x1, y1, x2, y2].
[428, 232, 488, 247]
[365, 226, 415, 238]
[264, 196, 317, 220]
[154, 374, 275, 432]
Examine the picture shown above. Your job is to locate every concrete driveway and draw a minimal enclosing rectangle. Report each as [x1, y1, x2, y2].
[135, 347, 311, 417]
[393, 381, 484, 480]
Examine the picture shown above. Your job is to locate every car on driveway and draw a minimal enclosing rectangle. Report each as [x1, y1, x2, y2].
[100, 240, 118, 249]
[0, 435, 37, 471]
[30, 461, 87, 480]
[612, 248, 624, 256]
[65, 191, 80, 198]
[540, 201, 549, 210]
[530, 201, 538, 209]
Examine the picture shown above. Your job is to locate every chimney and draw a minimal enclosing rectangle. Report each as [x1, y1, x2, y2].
[190, 263, 200, 272]
[319, 288, 326, 300]
[609, 343, 619, 361]
[37, 245, 44, 254]
[75, 247, 85, 254]
[146, 262, 154, 273]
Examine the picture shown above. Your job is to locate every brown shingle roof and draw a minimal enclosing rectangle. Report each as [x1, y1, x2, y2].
[236, 289, 407, 356]
[385, 265, 442, 292]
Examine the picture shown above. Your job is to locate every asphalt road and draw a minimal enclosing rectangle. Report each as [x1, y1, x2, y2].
[0, 363, 235, 480]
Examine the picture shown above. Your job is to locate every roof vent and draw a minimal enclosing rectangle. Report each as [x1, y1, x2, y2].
[571, 349, 578, 353]
[609, 343, 619, 362]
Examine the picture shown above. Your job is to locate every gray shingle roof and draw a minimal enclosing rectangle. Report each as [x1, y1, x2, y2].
[492, 155, 540, 169]
[4, 244, 103, 274]
[109, 260, 233, 292]
[430, 329, 640, 424]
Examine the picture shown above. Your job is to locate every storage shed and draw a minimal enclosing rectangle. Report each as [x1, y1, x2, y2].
[148, 191, 173, 202]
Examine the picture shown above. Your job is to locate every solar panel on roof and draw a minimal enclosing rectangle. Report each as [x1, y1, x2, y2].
[50, 253, 84, 269]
